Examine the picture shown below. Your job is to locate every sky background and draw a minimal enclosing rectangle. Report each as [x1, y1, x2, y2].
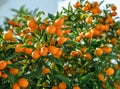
[0, 0, 120, 25]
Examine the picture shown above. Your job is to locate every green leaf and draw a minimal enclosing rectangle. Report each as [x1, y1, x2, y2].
[47, 55, 63, 66]
[68, 2, 73, 12]
[6, 71, 16, 83]
[15, 36, 22, 43]
[36, 11, 45, 17]
[22, 45, 35, 49]
[99, 0, 104, 6]
[48, 13, 54, 20]
[79, 72, 94, 86]
[33, 8, 39, 15]
[62, 7, 68, 12]
[54, 75, 71, 88]
[11, 9, 18, 13]
[0, 84, 9, 89]
[64, 40, 78, 46]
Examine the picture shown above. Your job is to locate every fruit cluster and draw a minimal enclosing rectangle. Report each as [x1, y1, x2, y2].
[0, 0, 120, 89]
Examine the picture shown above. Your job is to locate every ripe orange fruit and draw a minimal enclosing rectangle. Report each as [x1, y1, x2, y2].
[91, 28, 101, 37]
[18, 78, 29, 88]
[83, 53, 92, 60]
[48, 46, 57, 54]
[1, 73, 8, 78]
[52, 86, 59, 89]
[53, 48, 62, 58]
[74, 1, 80, 9]
[3, 30, 13, 40]
[57, 37, 67, 46]
[58, 82, 67, 89]
[24, 48, 33, 54]
[85, 2, 91, 10]
[32, 50, 40, 59]
[27, 19, 38, 32]
[29, 25, 39, 32]
[12, 83, 20, 89]
[90, 7, 101, 15]
[98, 73, 107, 82]
[54, 18, 64, 28]
[114, 82, 120, 89]
[85, 31, 93, 39]
[8, 20, 21, 27]
[114, 64, 120, 70]
[86, 16, 92, 23]
[76, 50, 82, 57]
[55, 28, 63, 37]
[27, 19, 37, 28]
[99, 18, 104, 23]
[9, 68, 18, 76]
[0, 60, 7, 70]
[81, 47, 87, 53]
[75, 36, 81, 42]
[96, 24, 105, 32]
[40, 47, 48, 56]
[70, 51, 76, 58]
[109, 38, 117, 45]
[102, 46, 112, 54]
[46, 25, 56, 34]
[42, 67, 50, 75]
[110, 5, 117, 11]
[39, 24, 47, 30]
[93, 1, 98, 7]
[116, 29, 120, 35]
[82, 6, 88, 12]
[105, 67, 115, 76]
[111, 11, 117, 16]
[0, 71, 2, 77]
[106, 17, 113, 24]
[73, 86, 80, 89]
[63, 30, 71, 34]
[15, 44, 24, 53]
[95, 48, 103, 56]
[79, 33, 85, 38]
[104, 24, 110, 31]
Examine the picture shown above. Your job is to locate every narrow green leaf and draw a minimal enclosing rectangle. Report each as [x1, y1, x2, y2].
[54, 75, 71, 88]
[36, 11, 45, 17]
[0, 84, 9, 89]
[48, 13, 54, 20]
[11, 9, 18, 13]
[79, 72, 94, 86]
[6, 71, 15, 83]
[22, 45, 35, 49]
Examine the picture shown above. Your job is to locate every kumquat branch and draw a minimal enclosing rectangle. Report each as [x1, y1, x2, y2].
[0, 0, 120, 89]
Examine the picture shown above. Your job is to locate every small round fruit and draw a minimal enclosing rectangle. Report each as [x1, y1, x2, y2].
[32, 50, 40, 59]
[95, 48, 103, 56]
[73, 86, 81, 89]
[98, 73, 107, 82]
[52, 86, 59, 89]
[46, 25, 56, 34]
[58, 82, 67, 89]
[0, 60, 7, 70]
[9, 68, 18, 76]
[15, 44, 24, 53]
[18, 78, 29, 88]
[12, 83, 20, 89]
[105, 67, 115, 76]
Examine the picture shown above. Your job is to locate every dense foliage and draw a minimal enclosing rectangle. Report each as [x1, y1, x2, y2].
[0, 0, 120, 89]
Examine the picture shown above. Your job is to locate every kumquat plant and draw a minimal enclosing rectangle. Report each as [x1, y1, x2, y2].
[0, 0, 120, 89]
